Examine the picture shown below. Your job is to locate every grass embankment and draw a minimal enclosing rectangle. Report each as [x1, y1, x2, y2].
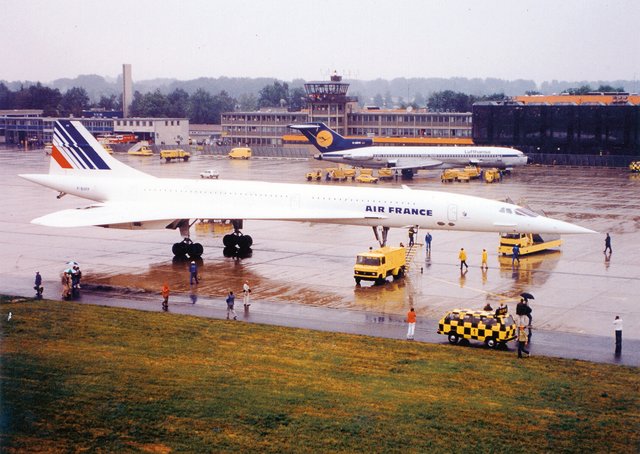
[0, 296, 638, 453]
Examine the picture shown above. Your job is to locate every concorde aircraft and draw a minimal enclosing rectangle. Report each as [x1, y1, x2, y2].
[289, 122, 528, 179]
[20, 120, 592, 259]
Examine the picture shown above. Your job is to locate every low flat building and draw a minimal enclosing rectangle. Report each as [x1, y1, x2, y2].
[0, 114, 189, 146]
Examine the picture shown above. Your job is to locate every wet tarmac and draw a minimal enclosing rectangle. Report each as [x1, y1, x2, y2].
[2, 147, 639, 366]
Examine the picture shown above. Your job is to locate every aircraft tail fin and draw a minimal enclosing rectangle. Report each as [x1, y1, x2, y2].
[288, 122, 373, 152]
[49, 120, 149, 177]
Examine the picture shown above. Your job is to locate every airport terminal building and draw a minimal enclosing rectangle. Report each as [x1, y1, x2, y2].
[221, 74, 474, 148]
[473, 94, 640, 166]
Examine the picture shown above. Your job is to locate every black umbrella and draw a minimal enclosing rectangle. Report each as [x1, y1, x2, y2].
[520, 292, 534, 300]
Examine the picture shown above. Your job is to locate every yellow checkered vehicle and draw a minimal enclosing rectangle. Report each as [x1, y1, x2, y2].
[437, 308, 517, 348]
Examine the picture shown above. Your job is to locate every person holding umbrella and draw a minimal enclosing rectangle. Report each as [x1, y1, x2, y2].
[520, 292, 534, 327]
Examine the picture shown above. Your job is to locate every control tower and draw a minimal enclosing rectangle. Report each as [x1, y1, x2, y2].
[304, 72, 358, 135]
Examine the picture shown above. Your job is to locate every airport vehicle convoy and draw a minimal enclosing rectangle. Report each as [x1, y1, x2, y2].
[437, 307, 517, 348]
[160, 149, 190, 162]
[498, 233, 562, 255]
[20, 121, 593, 260]
[354, 246, 406, 285]
[305, 169, 323, 181]
[290, 122, 528, 179]
[200, 169, 219, 179]
[228, 147, 252, 159]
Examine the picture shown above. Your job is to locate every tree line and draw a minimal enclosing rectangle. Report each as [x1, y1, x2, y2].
[0, 81, 307, 123]
[0, 80, 627, 122]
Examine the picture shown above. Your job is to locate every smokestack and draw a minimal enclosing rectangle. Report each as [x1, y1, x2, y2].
[122, 64, 132, 118]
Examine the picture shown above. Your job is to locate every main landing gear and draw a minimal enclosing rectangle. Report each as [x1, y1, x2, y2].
[172, 237, 204, 258]
[170, 219, 204, 258]
[223, 220, 253, 258]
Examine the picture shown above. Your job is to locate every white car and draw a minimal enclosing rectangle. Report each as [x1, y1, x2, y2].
[200, 169, 219, 179]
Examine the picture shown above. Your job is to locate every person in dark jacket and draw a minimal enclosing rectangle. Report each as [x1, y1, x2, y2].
[604, 233, 612, 254]
[34, 271, 43, 298]
[189, 261, 199, 285]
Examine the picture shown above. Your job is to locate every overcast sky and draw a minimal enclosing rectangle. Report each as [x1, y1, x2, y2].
[3, 0, 639, 84]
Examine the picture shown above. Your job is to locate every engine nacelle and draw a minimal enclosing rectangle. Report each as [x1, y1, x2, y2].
[344, 154, 373, 161]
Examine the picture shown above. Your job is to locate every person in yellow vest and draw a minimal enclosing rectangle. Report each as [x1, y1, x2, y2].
[458, 248, 469, 271]
[481, 248, 488, 270]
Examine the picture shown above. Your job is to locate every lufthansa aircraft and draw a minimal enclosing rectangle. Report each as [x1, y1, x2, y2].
[20, 120, 592, 258]
[289, 122, 528, 178]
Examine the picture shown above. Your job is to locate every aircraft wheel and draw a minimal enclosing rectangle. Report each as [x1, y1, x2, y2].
[223, 234, 237, 248]
[188, 242, 204, 257]
[172, 242, 188, 256]
[238, 235, 253, 249]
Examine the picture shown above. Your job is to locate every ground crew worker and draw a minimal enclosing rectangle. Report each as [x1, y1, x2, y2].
[512, 244, 521, 266]
[604, 233, 612, 254]
[481, 248, 488, 270]
[517, 326, 530, 358]
[242, 281, 251, 309]
[226, 291, 238, 320]
[408, 227, 415, 247]
[161, 283, 170, 312]
[459, 248, 469, 270]
[189, 261, 199, 285]
[34, 271, 43, 298]
[614, 315, 622, 353]
[406, 307, 416, 340]
[425, 232, 432, 253]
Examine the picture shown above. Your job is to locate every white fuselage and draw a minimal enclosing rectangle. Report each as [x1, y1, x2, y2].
[316, 145, 528, 169]
[21, 173, 592, 235]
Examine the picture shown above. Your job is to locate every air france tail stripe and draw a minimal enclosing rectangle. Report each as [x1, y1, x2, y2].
[51, 145, 73, 169]
[54, 127, 89, 169]
[55, 125, 95, 170]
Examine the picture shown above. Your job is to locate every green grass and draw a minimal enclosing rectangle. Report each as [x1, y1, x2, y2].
[1, 296, 638, 453]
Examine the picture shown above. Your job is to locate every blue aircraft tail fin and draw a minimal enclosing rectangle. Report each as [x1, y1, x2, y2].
[288, 122, 373, 152]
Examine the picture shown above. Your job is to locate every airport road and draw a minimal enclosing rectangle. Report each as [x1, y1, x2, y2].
[2, 148, 639, 366]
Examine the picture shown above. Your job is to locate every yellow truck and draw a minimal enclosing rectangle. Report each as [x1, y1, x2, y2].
[354, 246, 406, 285]
[498, 233, 562, 256]
[160, 149, 190, 162]
[343, 168, 356, 180]
[305, 169, 323, 181]
[228, 147, 252, 159]
[377, 168, 394, 179]
[483, 168, 501, 183]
